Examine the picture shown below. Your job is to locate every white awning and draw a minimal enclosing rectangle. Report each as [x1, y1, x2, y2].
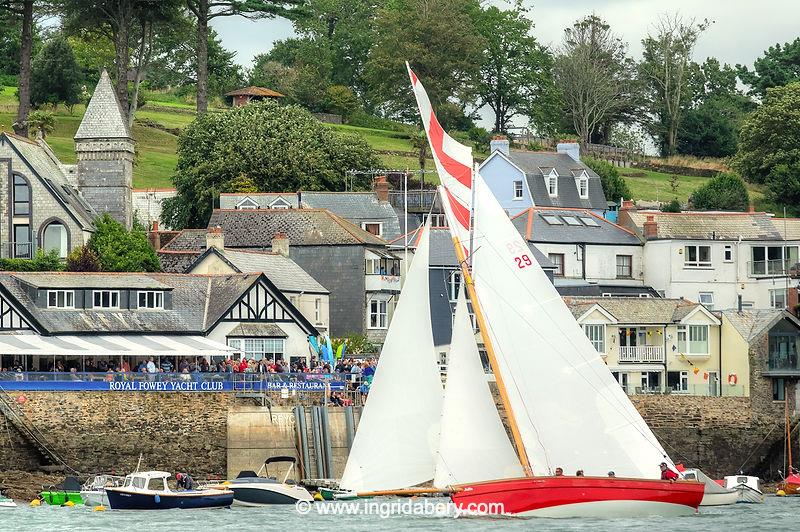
[0, 334, 235, 356]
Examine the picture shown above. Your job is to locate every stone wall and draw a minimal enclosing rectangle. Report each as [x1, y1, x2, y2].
[1, 392, 231, 478]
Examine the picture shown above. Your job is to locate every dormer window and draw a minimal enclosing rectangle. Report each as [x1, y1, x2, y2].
[269, 197, 292, 210]
[138, 290, 164, 309]
[578, 176, 589, 199]
[547, 173, 558, 196]
[93, 290, 120, 309]
[47, 290, 75, 309]
[235, 197, 259, 210]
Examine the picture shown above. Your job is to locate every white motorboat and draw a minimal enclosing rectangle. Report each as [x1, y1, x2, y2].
[682, 469, 738, 506]
[224, 456, 314, 506]
[723, 475, 764, 503]
[0, 491, 16, 508]
[80, 474, 124, 507]
[227, 457, 313, 506]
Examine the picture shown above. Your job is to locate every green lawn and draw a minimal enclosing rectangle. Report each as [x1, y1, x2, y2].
[329, 123, 415, 152]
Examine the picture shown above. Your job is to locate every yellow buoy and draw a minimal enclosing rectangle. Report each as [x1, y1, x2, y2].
[313, 492, 323, 501]
[777, 489, 786, 496]
[93, 505, 106, 512]
[63, 500, 75, 507]
[30, 499, 41, 507]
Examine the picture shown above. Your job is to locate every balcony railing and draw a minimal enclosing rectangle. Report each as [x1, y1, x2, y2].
[365, 274, 401, 292]
[749, 259, 799, 278]
[388, 190, 437, 212]
[618, 345, 665, 363]
[765, 352, 800, 375]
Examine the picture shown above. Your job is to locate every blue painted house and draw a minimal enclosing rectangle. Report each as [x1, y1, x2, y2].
[478, 139, 609, 218]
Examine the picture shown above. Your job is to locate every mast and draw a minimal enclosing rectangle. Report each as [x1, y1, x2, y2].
[449, 177, 532, 476]
[788, 397, 793, 474]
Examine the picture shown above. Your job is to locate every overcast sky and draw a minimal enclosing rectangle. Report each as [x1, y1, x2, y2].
[213, 0, 800, 70]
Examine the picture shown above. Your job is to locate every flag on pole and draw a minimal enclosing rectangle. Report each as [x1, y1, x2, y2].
[406, 63, 474, 257]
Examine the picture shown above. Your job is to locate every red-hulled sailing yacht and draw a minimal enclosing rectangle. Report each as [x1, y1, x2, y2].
[408, 64, 704, 518]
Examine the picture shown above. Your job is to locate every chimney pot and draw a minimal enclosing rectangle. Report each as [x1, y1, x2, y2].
[748, 204, 755, 213]
[152, 221, 159, 232]
[373, 175, 389, 203]
[272, 231, 290, 257]
[643, 215, 658, 240]
[490, 135, 510, 156]
[206, 226, 224, 250]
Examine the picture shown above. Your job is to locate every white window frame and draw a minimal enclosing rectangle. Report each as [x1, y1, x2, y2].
[92, 290, 120, 309]
[677, 324, 709, 355]
[583, 324, 605, 353]
[235, 197, 260, 210]
[684, 245, 712, 268]
[47, 290, 75, 309]
[668, 370, 689, 392]
[578, 176, 589, 199]
[368, 299, 388, 329]
[513, 180, 523, 199]
[616, 255, 632, 279]
[448, 270, 462, 302]
[137, 290, 164, 309]
[361, 222, 383, 237]
[314, 297, 322, 325]
[770, 288, 787, 309]
[548, 253, 564, 277]
[547, 173, 558, 196]
[698, 292, 714, 309]
[723, 245, 733, 262]
[228, 337, 284, 361]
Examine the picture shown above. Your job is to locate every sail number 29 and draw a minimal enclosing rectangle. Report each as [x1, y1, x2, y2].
[506, 241, 532, 269]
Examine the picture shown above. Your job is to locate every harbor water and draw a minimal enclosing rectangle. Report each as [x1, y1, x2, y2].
[2, 496, 797, 531]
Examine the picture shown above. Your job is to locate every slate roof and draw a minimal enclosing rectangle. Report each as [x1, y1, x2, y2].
[227, 323, 288, 337]
[225, 86, 285, 98]
[159, 229, 207, 251]
[14, 272, 170, 290]
[1, 133, 96, 230]
[554, 283, 661, 298]
[0, 272, 260, 334]
[218, 193, 299, 210]
[721, 309, 800, 341]
[157, 250, 201, 274]
[623, 210, 784, 241]
[488, 151, 607, 210]
[206, 209, 386, 247]
[75, 70, 131, 140]
[512, 207, 641, 245]
[564, 296, 707, 325]
[188, 248, 328, 293]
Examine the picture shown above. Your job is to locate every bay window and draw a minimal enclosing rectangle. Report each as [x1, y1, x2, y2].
[677, 324, 709, 355]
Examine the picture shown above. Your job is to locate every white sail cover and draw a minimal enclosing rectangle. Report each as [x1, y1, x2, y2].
[339, 222, 443, 492]
[465, 173, 674, 479]
[434, 286, 524, 488]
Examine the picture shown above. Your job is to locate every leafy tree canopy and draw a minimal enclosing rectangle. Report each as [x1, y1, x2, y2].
[89, 214, 161, 272]
[689, 172, 750, 211]
[30, 34, 82, 110]
[661, 198, 681, 212]
[161, 100, 380, 229]
[738, 37, 800, 97]
[583, 157, 632, 204]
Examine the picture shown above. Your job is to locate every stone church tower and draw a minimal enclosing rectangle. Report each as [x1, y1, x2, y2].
[75, 70, 134, 229]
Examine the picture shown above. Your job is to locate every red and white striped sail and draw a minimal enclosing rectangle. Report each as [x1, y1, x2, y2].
[407, 63, 473, 257]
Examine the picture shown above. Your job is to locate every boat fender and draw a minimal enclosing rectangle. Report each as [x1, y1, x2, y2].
[313, 492, 323, 501]
[154, 494, 161, 504]
[63, 501, 75, 507]
[30, 499, 41, 507]
[93, 505, 106, 512]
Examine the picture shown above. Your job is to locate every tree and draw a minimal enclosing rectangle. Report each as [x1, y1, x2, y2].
[364, 0, 484, 120]
[583, 157, 631, 203]
[30, 34, 81, 110]
[738, 37, 800, 98]
[324, 84, 359, 118]
[0, 0, 33, 137]
[88, 214, 161, 272]
[734, 82, 800, 184]
[689, 173, 750, 211]
[186, 0, 305, 114]
[475, 4, 556, 133]
[0, 249, 63, 271]
[553, 15, 635, 145]
[25, 109, 54, 137]
[0, 9, 21, 79]
[66, 245, 101, 272]
[640, 14, 709, 156]
[161, 100, 380, 229]
[661, 198, 681, 213]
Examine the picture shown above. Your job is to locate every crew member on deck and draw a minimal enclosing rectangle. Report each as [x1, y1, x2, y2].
[554, 467, 564, 476]
[659, 462, 679, 481]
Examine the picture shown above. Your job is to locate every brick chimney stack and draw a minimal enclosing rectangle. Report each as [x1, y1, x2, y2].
[373, 175, 389, 203]
[148, 221, 161, 250]
[748, 204, 755, 213]
[643, 215, 658, 240]
[206, 226, 224, 250]
[272, 231, 290, 257]
[621, 199, 634, 211]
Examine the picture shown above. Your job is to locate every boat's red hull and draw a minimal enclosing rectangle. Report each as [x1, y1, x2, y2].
[451, 476, 704, 518]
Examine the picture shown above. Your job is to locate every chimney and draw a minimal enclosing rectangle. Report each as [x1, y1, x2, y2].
[490, 135, 510, 156]
[373, 175, 389, 203]
[148, 221, 161, 250]
[297, 190, 302, 208]
[748, 204, 755, 213]
[621, 199, 634, 211]
[788, 288, 799, 316]
[643, 215, 658, 240]
[206, 226, 224, 250]
[557, 141, 580, 162]
[272, 231, 289, 257]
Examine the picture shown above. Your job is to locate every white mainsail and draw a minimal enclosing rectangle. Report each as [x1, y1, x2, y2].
[339, 222, 443, 492]
[434, 286, 524, 488]
[465, 173, 673, 479]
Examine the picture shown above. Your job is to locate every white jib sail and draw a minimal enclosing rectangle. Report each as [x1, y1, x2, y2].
[339, 222, 443, 492]
[434, 285, 524, 489]
[469, 173, 673, 479]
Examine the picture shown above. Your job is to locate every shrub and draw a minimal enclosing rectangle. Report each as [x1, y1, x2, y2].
[583, 157, 632, 204]
[66, 246, 101, 272]
[661, 199, 682, 213]
[0, 250, 64, 272]
[689, 172, 750, 211]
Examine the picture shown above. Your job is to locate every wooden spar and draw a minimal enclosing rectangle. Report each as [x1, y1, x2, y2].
[451, 234, 533, 477]
[787, 397, 793, 472]
[356, 487, 448, 497]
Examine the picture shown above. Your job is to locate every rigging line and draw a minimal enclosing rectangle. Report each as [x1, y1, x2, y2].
[469, 232, 671, 460]
[737, 421, 780, 473]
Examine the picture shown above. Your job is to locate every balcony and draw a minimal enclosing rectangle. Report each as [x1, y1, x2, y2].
[365, 274, 401, 292]
[749, 259, 799, 278]
[618, 345, 665, 363]
[764, 352, 800, 376]
[388, 190, 437, 213]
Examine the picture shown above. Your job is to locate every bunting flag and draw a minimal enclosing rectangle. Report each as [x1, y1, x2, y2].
[407, 63, 474, 256]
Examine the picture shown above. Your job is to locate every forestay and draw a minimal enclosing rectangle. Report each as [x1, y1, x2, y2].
[339, 222, 443, 492]
[434, 286, 523, 488]
[469, 173, 673, 479]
